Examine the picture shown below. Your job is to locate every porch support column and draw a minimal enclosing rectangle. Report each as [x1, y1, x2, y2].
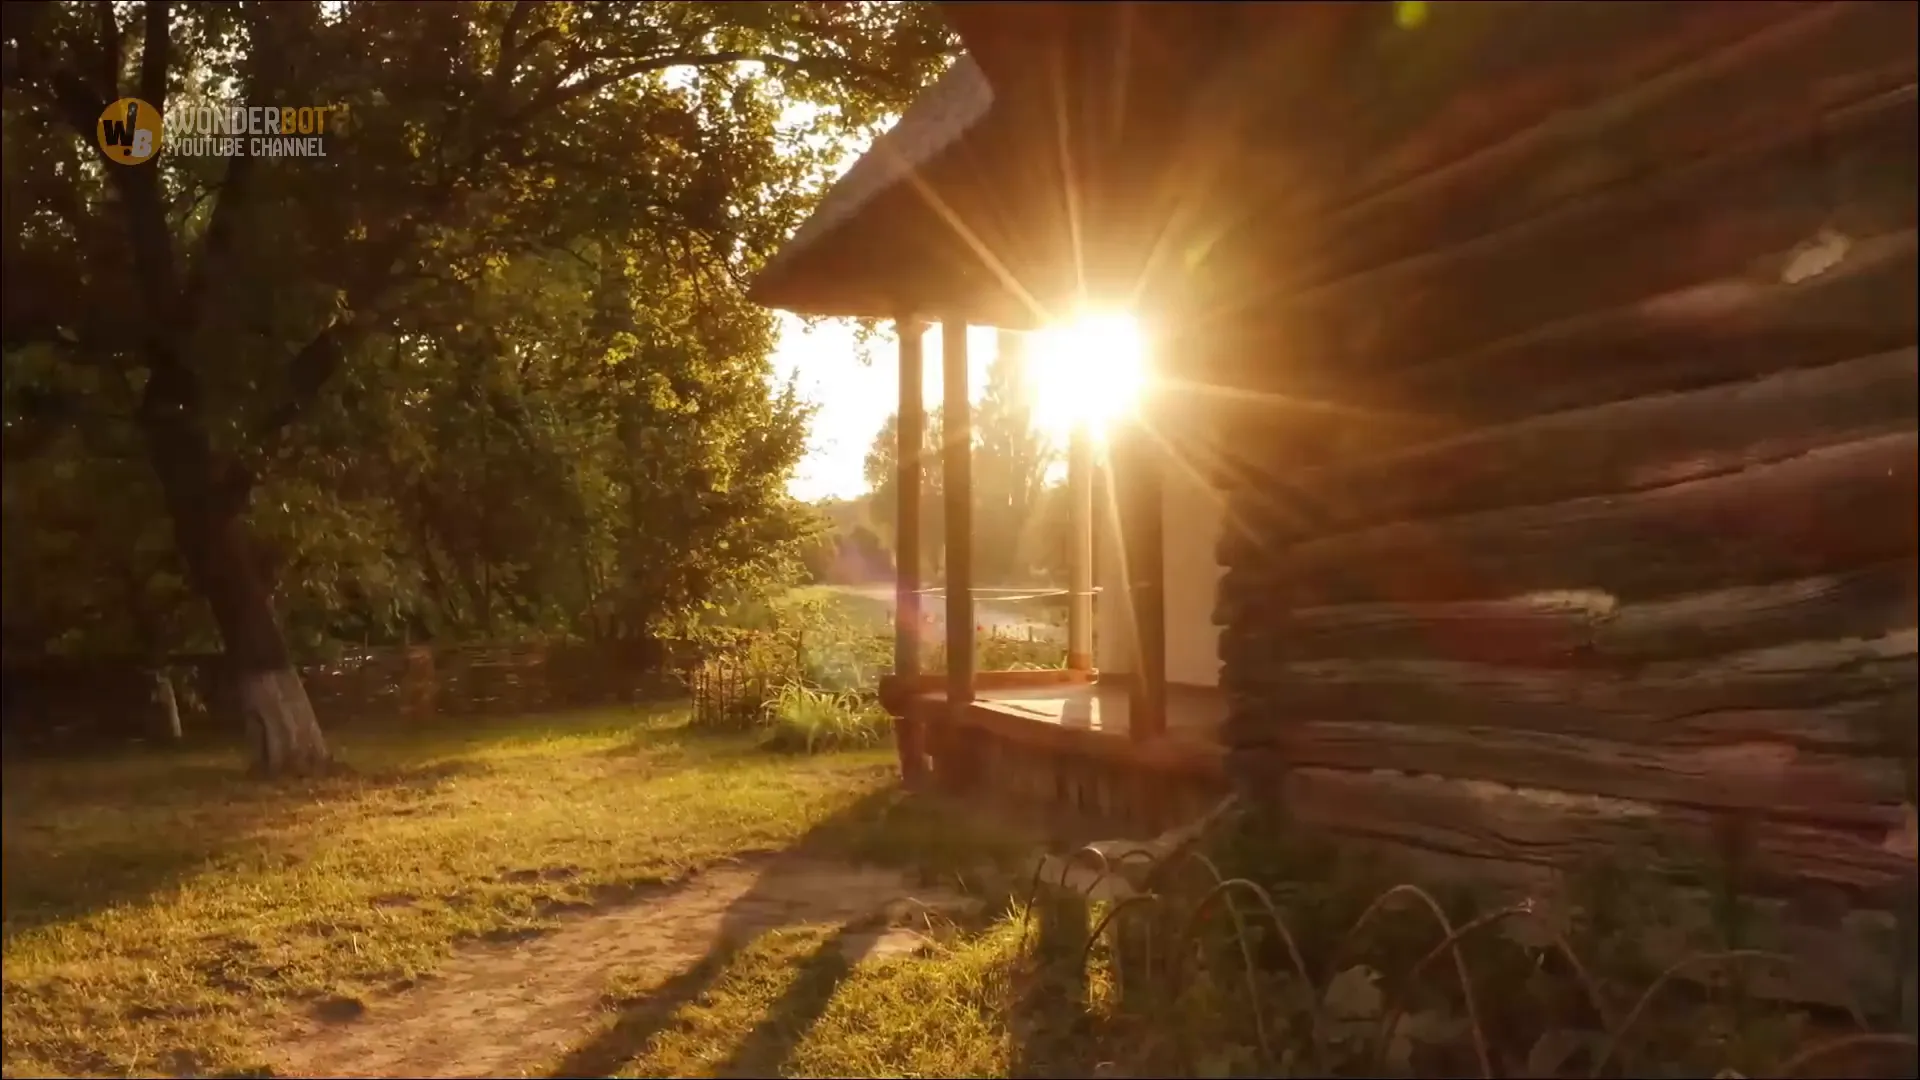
[942, 320, 974, 706]
[1066, 422, 1094, 671]
[1118, 416, 1166, 742]
[893, 319, 925, 679]
[891, 317, 927, 787]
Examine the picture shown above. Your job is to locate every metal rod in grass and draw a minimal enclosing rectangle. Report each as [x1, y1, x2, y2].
[1021, 844, 1111, 948]
[1360, 886, 1506, 1079]
[1588, 949, 1796, 1078]
[1174, 877, 1321, 1072]
[1770, 1032, 1918, 1078]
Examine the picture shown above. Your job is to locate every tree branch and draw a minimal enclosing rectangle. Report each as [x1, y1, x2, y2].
[512, 51, 831, 124]
[92, 0, 118, 98]
[138, 0, 167, 109]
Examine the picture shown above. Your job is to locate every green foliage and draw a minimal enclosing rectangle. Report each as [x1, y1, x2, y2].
[1042, 806, 1919, 1078]
[862, 334, 1065, 587]
[760, 682, 888, 754]
[2, 1, 957, 661]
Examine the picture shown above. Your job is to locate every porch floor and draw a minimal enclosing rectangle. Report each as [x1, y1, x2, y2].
[911, 681, 1225, 745]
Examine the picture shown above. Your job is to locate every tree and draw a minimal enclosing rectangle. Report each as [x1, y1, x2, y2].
[1, 1, 953, 774]
[863, 406, 946, 579]
[973, 331, 1056, 583]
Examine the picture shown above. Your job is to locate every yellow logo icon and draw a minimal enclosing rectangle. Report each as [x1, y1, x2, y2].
[97, 98, 163, 165]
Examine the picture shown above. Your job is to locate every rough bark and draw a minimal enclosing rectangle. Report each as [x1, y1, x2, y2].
[1231, 431, 1917, 607]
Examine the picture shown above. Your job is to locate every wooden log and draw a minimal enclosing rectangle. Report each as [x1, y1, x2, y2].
[1263, 762, 1914, 903]
[1282, 111, 1836, 389]
[1277, 2, 1914, 295]
[1207, 77, 1917, 426]
[1232, 431, 1917, 606]
[1231, 348, 1919, 550]
[1221, 561, 1919, 667]
[1825, 80, 1920, 239]
[1214, 230, 1919, 569]
[1223, 628, 1917, 757]
[1400, 228, 1920, 427]
[1262, 718, 1907, 827]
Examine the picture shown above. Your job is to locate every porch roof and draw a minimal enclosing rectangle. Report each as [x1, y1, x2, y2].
[746, 2, 1254, 328]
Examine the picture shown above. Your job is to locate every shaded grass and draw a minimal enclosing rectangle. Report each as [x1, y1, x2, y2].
[0, 706, 1027, 1078]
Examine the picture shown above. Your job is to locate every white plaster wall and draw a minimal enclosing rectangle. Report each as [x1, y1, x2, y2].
[1090, 424, 1224, 687]
[1158, 399, 1225, 688]
[1094, 457, 1134, 674]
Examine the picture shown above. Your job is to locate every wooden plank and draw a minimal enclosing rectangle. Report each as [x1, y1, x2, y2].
[1264, 719, 1907, 827]
[1221, 561, 1919, 666]
[1223, 628, 1917, 763]
[1266, 763, 1914, 903]
[943, 698, 1225, 781]
[1232, 431, 1917, 606]
[1228, 348, 1919, 550]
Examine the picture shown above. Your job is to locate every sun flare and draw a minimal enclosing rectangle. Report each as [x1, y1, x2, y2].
[1025, 312, 1146, 440]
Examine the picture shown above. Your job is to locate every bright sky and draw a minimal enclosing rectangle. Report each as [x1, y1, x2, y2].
[773, 318, 999, 503]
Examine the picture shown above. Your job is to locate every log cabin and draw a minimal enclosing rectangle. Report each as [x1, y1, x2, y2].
[748, 0, 1918, 1005]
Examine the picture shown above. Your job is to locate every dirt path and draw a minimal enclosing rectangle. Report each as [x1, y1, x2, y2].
[274, 857, 972, 1079]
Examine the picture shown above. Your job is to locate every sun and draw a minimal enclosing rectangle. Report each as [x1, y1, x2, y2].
[1025, 312, 1147, 440]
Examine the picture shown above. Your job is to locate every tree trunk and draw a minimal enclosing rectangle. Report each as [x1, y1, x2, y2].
[152, 440, 331, 777]
[153, 668, 183, 741]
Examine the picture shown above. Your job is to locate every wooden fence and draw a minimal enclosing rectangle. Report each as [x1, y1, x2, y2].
[0, 641, 683, 753]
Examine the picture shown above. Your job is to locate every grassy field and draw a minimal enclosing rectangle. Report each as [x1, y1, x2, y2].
[11, 701, 1899, 1079]
[0, 707, 1058, 1078]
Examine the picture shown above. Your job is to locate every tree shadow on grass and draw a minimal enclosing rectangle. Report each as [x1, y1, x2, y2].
[543, 785, 1013, 1078]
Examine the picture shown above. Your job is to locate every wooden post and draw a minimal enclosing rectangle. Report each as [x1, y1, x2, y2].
[1117, 417, 1166, 742]
[894, 320, 925, 678]
[893, 318, 928, 787]
[942, 319, 974, 707]
[1067, 423, 1095, 671]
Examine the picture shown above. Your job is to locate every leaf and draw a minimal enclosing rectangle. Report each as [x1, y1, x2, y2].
[1323, 964, 1384, 1021]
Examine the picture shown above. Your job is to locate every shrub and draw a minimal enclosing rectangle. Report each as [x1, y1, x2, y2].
[758, 682, 889, 754]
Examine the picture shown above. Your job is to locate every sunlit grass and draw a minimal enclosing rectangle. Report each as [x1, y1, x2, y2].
[0, 708, 1023, 1078]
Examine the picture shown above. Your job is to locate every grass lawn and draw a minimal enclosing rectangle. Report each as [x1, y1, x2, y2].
[0, 706, 1061, 1079]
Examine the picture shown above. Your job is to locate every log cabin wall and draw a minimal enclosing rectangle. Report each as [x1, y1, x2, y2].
[1189, 0, 1918, 937]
